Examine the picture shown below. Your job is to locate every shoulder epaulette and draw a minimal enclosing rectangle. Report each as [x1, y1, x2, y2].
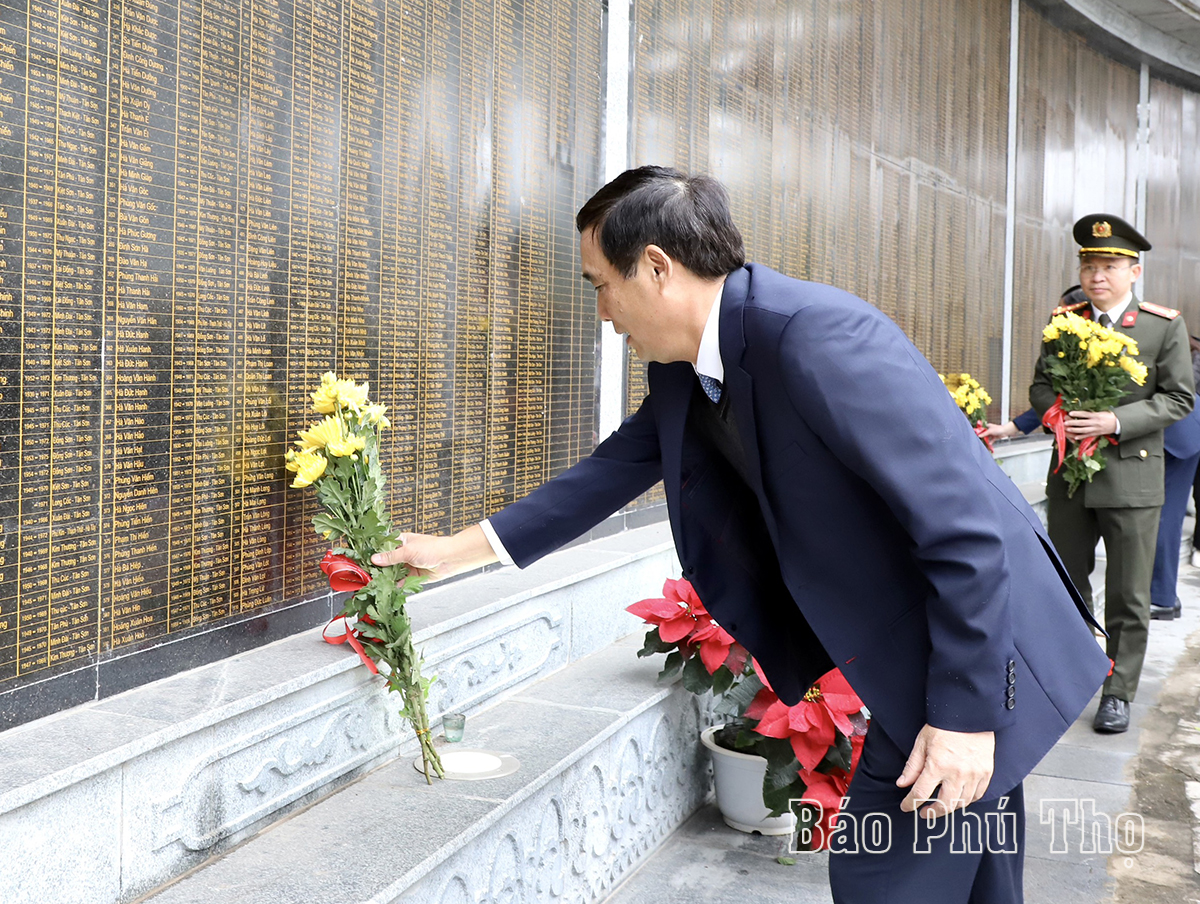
[1051, 301, 1089, 316]
[1139, 301, 1181, 320]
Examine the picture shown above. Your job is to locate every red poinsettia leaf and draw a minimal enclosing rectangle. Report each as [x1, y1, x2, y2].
[826, 706, 855, 738]
[690, 622, 717, 641]
[752, 700, 794, 738]
[626, 598, 687, 623]
[787, 700, 824, 734]
[658, 615, 696, 644]
[817, 671, 864, 712]
[698, 637, 731, 674]
[745, 686, 779, 720]
[798, 768, 845, 810]
[790, 726, 833, 771]
[724, 643, 749, 676]
[663, 577, 698, 607]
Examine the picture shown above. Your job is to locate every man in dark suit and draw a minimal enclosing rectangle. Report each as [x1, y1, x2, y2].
[375, 167, 1110, 902]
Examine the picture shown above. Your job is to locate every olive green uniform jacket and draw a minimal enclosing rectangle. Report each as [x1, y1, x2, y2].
[1030, 301, 1195, 507]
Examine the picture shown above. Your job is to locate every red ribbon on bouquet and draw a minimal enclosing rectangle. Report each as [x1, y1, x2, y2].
[322, 614, 379, 674]
[1077, 432, 1117, 459]
[973, 422, 995, 453]
[1042, 395, 1069, 472]
[319, 551, 378, 673]
[319, 550, 372, 592]
[1042, 396, 1119, 472]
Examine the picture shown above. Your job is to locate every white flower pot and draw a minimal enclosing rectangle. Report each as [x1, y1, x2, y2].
[700, 725, 797, 836]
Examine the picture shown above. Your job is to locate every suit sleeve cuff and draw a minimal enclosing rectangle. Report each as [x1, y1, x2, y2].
[479, 519, 515, 567]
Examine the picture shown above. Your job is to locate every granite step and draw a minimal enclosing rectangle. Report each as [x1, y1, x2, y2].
[139, 633, 711, 904]
[0, 521, 678, 904]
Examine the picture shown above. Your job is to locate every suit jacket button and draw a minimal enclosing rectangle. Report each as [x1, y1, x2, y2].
[1006, 686, 1016, 699]
[1005, 698, 1015, 710]
[1140, 449, 1148, 459]
[685, 565, 696, 575]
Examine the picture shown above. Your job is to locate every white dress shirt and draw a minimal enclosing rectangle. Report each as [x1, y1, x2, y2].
[1091, 291, 1135, 434]
[481, 283, 727, 566]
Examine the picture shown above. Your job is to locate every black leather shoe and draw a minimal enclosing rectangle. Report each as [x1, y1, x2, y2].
[1150, 599, 1182, 620]
[1093, 695, 1130, 733]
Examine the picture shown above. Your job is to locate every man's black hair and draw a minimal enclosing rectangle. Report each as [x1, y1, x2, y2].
[575, 166, 745, 279]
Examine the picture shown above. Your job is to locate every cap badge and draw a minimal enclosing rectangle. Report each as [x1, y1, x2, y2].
[1092, 221, 1113, 238]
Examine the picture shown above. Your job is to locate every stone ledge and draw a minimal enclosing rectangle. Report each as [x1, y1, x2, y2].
[0, 521, 678, 904]
[142, 636, 710, 904]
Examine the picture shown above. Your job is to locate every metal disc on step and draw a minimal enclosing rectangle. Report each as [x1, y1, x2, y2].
[414, 749, 520, 780]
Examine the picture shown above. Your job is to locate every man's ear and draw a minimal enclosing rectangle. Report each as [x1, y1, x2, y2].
[643, 244, 671, 280]
[1130, 263, 1143, 281]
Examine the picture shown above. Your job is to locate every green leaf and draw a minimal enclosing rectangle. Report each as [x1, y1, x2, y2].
[713, 670, 763, 717]
[763, 773, 808, 818]
[681, 653, 714, 694]
[637, 628, 676, 658]
[711, 664, 735, 697]
[658, 650, 684, 681]
[776, 857, 796, 866]
[763, 749, 803, 794]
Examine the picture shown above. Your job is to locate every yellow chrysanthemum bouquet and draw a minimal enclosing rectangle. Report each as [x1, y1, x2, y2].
[939, 372, 994, 450]
[1039, 311, 1148, 497]
[286, 372, 444, 782]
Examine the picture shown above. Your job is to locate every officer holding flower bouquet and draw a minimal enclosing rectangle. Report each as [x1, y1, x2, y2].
[1030, 214, 1194, 734]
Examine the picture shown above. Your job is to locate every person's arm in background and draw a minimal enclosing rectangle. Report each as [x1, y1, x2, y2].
[982, 407, 1040, 440]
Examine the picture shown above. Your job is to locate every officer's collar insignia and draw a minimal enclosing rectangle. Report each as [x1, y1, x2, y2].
[1092, 221, 1113, 238]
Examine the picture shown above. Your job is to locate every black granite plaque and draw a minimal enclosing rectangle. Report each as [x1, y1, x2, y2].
[0, 0, 603, 727]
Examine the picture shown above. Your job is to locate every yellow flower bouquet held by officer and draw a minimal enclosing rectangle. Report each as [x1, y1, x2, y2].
[939, 372, 994, 451]
[286, 372, 444, 782]
[1038, 311, 1148, 498]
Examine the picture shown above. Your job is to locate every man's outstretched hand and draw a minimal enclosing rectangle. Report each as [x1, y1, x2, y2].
[370, 524, 499, 582]
[896, 724, 995, 818]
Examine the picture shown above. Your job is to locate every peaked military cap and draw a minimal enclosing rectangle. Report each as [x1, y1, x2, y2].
[1073, 214, 1151, 258]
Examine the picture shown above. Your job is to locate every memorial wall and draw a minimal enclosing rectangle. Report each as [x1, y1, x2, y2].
[2, 0, 1199, 726]
[623, 0, 1199, 430]
[0, 0, 604, 725]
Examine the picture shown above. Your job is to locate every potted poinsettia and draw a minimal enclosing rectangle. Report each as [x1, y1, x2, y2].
[628, 578, 867, 847]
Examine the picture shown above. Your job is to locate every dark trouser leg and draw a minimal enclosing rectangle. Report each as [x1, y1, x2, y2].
[1046, 492, 1100, 617]
[1193, 457, 1200, 549]
[1096, 506, 1161, 701]
[1152, 451, 1200, 607]
[827, 723, 1025, 904]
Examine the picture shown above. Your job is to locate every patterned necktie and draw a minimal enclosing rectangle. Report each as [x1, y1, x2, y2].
[698, 373, 723, 404]
[1098, 312, 1113, 328]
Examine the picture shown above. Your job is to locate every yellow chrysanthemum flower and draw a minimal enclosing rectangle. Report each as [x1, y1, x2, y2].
[1119, 356, 1148, 386]
[326, 433, 367, 458]
[362, 403, 390, 428]
[336, 379, 370, 411]
[285, 449, 328, 487]
[311, 372, 341, 414]
[296, 416, 342, 451]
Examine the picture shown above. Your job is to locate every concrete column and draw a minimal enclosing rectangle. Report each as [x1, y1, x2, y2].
[597, 0, 631, 441]
[1135, 62, 1151, 302]
[1000, 0, 1021, 422]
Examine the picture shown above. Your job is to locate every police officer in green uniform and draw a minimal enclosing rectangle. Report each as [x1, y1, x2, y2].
[1030, 214, 1194, 733]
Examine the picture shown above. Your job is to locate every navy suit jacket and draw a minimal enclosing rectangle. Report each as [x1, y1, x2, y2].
[491, 264, 1110, 798]
[1164, 395, 1200, 459]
